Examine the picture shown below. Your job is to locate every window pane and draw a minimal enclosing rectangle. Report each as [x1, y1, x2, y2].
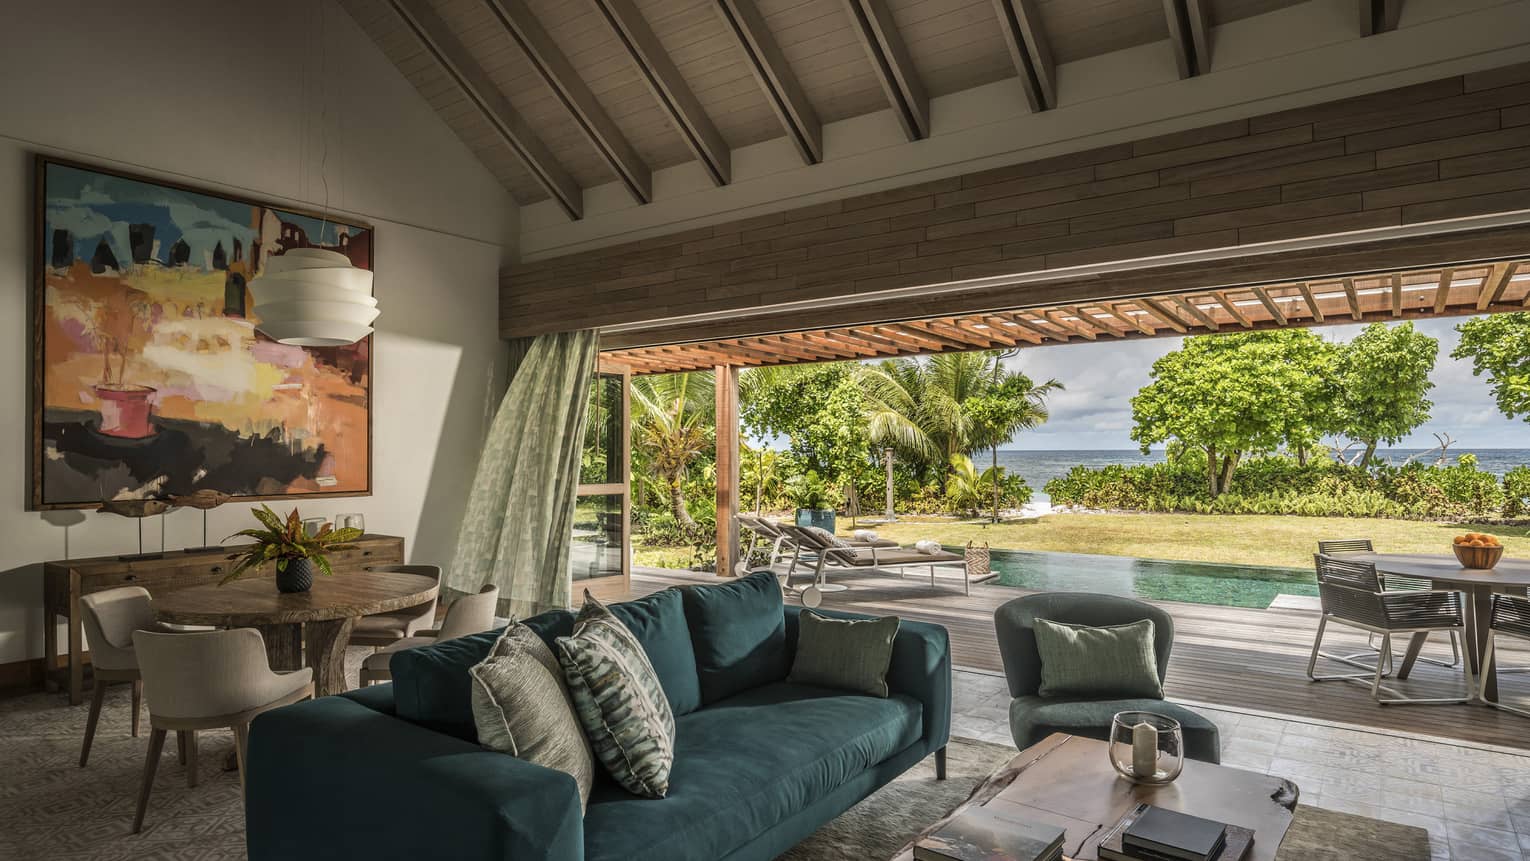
[580, 373, 622, 485]
[571, 493, 623, 581]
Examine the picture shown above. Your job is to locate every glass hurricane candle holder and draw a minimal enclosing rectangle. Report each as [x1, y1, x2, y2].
[1110, 711, 1185, 785]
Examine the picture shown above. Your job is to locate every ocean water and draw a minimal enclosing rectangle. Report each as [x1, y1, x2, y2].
[988, 448, 1530, 502]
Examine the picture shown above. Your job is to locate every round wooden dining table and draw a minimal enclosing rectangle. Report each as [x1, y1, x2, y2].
[152, 569, 439, 697]
[1351, 552, 1530, 701]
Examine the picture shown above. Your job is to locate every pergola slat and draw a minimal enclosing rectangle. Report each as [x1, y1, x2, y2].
[1137, 297, 1190, 334]
[1435, 270, 1454, 314]
[1251, 286, 1288, 326]
[1296, 282, 1325, 323]
[1343, 278, 1363, 320]
[1212, 291, 1252, 328]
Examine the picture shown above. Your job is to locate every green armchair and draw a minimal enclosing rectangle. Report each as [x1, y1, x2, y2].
[993, 592, 1221, 763]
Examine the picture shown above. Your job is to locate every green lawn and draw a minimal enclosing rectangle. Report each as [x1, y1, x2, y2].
[854, 513, 1530, 569]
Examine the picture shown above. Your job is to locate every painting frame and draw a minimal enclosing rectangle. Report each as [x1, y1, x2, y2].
[29, 154, 375, 511]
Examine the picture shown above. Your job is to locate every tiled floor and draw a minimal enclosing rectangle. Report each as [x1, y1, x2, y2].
[952, 668, 1530, 860]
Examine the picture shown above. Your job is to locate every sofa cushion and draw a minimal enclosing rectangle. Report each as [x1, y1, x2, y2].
[606, 588, 702, 716]
[582, 682, 922, 861]
[1007, 696, 1221, 764]
[788, 609, 899, 697]
[680, 570, 790, 704]
[392, 609, 575, 741]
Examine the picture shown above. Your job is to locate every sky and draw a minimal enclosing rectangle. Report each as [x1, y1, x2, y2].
[1001, 315, 1528, 452]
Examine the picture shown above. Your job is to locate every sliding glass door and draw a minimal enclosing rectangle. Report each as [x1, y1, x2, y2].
[572, 359, 630, 601]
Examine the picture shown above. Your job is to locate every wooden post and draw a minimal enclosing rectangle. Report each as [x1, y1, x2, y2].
[715, 364, 740, 576]
[883, 448, 895, 521]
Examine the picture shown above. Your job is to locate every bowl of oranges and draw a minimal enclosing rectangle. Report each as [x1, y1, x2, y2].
[1453, 533, 1504, 569]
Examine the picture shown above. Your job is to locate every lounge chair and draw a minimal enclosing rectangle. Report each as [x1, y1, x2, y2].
[738, 515, 896, 564]
[778, 524, 970, 600]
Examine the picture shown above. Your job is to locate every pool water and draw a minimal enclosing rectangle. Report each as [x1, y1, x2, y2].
[982, 547, 1318, 609]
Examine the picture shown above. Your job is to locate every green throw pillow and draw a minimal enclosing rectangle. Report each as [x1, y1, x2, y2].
[556, 591, 677, 798]
[1032, 617, 1163, 699]
[469, 624, 595, 808]
[787, 609, 900, 697]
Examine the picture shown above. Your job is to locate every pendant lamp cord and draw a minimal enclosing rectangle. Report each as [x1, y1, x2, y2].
[318, 0, 331, 244]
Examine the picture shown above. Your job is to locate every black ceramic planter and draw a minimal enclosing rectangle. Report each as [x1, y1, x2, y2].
[276, 558, 316, 593]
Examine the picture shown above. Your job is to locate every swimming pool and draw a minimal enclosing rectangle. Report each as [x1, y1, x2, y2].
[981, 547, 1318, 609]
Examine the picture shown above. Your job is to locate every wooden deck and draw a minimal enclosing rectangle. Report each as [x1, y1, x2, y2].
[630, 565, 1530, 751]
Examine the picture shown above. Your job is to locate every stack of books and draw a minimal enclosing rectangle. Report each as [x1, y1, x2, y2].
[915, 805, 1068, 861]
[1098, 804, 1253, 861]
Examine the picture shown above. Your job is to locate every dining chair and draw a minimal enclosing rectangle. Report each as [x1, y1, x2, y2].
[358, 584, 500, 686]
[1306, 554, 1471, 705]
[347, 564, 443, 648]
[78, 588, 152, 767]
[130, 628, 313, 834]
[1315, 539, 1461, 668]
[1480, 593, 1530, 716]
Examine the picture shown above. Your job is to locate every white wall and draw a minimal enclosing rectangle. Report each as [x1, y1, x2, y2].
[517, 0, 1530, 260]
[0, 1, 517, 665]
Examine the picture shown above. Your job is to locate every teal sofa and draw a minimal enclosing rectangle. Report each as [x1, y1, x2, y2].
[246, 571, 952, 861]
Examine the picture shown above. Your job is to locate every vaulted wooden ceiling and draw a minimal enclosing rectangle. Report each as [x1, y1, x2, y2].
[340, 0, 1334, 219]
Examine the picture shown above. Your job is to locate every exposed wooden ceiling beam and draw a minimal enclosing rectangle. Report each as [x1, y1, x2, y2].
[1433, 269, 1454, 314]
[906, 320, 991, 348]
[1163, 0, 1212, 78]
[1064, 306, 1122, 337]
[388, 0, 582, 220]
[713, 0, 823, 164]
[1105, 304, 1156, 335]
[922, 318, 999, 348]
[841, 0, 930, 141]
[1359, 0, 1403, 36]
[1172, 296, 1219, 331]
[872, 325, 945, 352]
[1391, 273, 1403, 316]
[1043, 310, 1096, 340]
[771, 334, 848, 360]
[591, 0, 731, 187]
[1295, 282, 1324, 323]
[1137, 297, 1190, 333]
[483, 0, 651, 205]
[1004, 314, 1062, 343]
[1342, 278, 1363, 320]
[990, 0, 1056, 112]
[1251, 286, 1287, 326]
[981, 316, 1044, 345]
[1211, 292, 1252, 328]
[1479, 262, 1519, 310]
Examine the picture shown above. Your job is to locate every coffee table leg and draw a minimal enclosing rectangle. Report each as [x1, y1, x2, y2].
[305, 617, 357, 697]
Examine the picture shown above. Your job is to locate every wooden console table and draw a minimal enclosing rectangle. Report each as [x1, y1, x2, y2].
[43, 534, 405, 704]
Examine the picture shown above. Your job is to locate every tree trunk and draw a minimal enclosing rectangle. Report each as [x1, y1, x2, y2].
[1296, 445, 1308, 467]
[1361, 439, 1378, 465]
[883, 449, 895, 521]
[991, 446, 1001, 524]
[1218, 451, 1241, 496]
[669, 478, 696, 530]
[1206, 446, 1219, 497]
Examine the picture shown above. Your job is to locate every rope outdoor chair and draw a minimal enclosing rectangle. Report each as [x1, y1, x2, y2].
[1306, 554, 1472, 705]
[1481, 593, 1530, 717]
[1316, 539, 1461, 668]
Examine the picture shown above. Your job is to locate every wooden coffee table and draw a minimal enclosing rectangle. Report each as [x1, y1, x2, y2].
[896, 734, 1298, 861]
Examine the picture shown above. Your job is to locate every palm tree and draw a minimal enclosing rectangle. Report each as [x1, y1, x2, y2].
[630, 371, 714, 530]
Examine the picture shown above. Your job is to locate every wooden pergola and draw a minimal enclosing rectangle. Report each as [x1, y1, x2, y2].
[603, 260, 1528, 375]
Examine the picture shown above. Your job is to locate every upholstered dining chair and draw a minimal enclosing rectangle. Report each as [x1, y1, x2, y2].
[76, 587, 215, 767]
[1317, 538, 1461, 668]
[358, 584, 500, 687]
[130, 628, 312, 833]
[1307, 554, 1471, 705]
[993, 592, 1221, 763]
[347, 564, 443, 648]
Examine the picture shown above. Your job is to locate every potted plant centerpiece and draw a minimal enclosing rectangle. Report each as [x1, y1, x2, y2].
[222, 505, 363, 593]
[787, 471, 839, 533]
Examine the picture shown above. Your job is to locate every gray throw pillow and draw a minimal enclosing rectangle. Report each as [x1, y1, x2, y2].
[468, 624, 595, 808]
[787, 609, 900, 697]
[1032, 617, 1163, 699]
[805, 526, 852, 549]
[556, 592, 676, 798]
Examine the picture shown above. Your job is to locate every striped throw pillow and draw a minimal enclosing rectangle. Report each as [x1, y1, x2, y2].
[556, 591, 676, 798]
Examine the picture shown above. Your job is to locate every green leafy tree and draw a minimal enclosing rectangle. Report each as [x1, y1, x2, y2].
[962, 353, 1061, 521]
[741, 363, 870, 496]
[1453, 313, 1530, 422]
[631, 371, 714, 530]
[1332, 321, 1438, 465]
[1131, 330, 1336, 497]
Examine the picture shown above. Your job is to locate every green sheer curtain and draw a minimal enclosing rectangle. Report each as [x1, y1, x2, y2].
[449, 330, 599, 618]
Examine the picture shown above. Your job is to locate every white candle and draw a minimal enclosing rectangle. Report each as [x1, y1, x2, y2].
[1132, 721, 1158, 778]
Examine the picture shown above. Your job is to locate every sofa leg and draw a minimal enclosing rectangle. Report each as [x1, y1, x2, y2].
[935, 746, 947, 781]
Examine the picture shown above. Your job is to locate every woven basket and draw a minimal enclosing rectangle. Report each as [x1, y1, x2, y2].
[965, 541, 991, 580]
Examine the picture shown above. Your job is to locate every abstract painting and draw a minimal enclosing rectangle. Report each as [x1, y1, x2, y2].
[30, 157, 372, 509]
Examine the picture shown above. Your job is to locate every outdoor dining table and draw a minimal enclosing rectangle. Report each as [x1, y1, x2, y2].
[1352, 552, 1530, 701]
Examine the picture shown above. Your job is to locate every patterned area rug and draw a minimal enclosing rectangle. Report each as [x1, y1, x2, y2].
[0, 666, 1429, 861]
[782, 737, 1433, 861]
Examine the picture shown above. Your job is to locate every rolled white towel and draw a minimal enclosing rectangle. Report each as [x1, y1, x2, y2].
[852, 529, 878, 542]
[914, 539, 942, 555]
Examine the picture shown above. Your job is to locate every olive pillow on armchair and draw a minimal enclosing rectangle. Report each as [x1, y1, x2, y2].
[1031, 617, 1163, 699]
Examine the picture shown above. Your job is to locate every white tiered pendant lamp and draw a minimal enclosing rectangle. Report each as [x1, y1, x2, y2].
[252, 247, 379, 347]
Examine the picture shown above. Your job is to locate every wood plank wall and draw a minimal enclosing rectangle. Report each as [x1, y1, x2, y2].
[502, 62, 1530, 343]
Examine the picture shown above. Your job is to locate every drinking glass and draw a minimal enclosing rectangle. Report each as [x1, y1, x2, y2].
[301, 517, 329, 537]
[1109, 711, 1184, 784]
[338, 513, 365, 534]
